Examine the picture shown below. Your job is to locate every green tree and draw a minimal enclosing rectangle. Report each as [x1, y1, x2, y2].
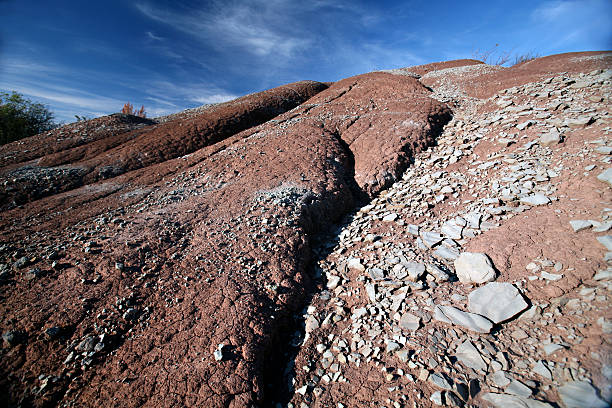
[0, 91, 57, 145]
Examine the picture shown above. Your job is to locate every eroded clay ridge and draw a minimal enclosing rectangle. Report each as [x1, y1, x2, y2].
[0, 71, 450, 406]
[0, 80, 328, 209]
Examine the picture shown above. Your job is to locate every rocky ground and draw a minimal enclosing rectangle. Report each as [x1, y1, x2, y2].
[0, 51, 610, 408]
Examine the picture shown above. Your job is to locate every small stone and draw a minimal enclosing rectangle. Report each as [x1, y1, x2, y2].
[454, 252, 496, 284]
[595, 146, 612, 155]
[596, 168, 612, 187]
[348, 258, 365, 272]
[468, 282, 528, 323]
[520, 194, 550, 206]
[45, 327, 61, 339]
[558, 381, 608, 408]
[569, 220, 592, 232]
[593, 269, 612, 280]
[365, 283, 376, 302]
[542, 343, 564, 355]
[597, 236, 612, 251]
[433, 305, 493, 333]
[456, 340, 487, 371]
[492, 370, 511, 387]
[2, 330, 23, 347]
[541, 271, 563, 281]
[115, 262, 124, 271]
[540, 131, 560, 146]
[482, 393, 554, 408]
[305, 316, 319, 333]
[399, 313, 421, 331]
[421, 231, 444, 248]
[430, 391, 443, 406]
[429, 373, 453, 390]
[405, 262, 426, 281]
[213, 344, 225, 361]
[506, 380, 532, 397]
[383, 213, 398, 222]
[533, 361, 552, 380]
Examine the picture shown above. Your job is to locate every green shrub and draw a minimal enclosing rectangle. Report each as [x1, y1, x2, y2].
[0, 91, 57, 145]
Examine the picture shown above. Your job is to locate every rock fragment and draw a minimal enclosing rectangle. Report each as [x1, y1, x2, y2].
[557, 381, 608, 408]
[454, 252, 496, 284]
[468, 282, 528, 323]
[596, 168, 612, 187]
[456, 340, 487, 371]
[433, 305, 493, 333]
[520, 194, 550, 206]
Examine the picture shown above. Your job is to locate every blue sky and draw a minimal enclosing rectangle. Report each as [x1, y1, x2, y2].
[1, 0, 610, 123]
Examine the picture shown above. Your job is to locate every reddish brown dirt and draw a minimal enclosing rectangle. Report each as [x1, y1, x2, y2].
[0, 71, 449, 407]
[0, 81, 328, 210]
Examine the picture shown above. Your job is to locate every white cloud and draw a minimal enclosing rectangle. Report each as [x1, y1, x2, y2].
[192, 94, 238, 104]
[146, 31, 164, 41]
[135, 1, 323, 58]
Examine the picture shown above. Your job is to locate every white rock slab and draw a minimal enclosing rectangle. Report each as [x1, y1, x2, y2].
[558, 381, 608, 408]
[482, 393, 554, 408]
[597, 235, 612, 251]
[468, 282, 528, 323]
[597, 167, 612, 187]
[520, 193, 550, 206]
[456, 340, 487, 371]
[454, 252, 496, 284]
[569, 220, 592, 232]
[433, 305, 493, 333]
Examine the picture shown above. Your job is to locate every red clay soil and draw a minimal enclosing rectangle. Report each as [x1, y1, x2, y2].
[0, 81, 327, 210]
[0, 71, 449, 407]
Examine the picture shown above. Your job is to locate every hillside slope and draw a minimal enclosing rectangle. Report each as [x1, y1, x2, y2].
[0, 51, 610, 408]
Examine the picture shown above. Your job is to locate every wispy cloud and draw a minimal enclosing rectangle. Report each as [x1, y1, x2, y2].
[136, 1, 311, 58]
[145, 31, 164, 41]
[531, 0, 612, 51]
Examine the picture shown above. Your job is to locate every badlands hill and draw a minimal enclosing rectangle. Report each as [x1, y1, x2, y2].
[0, 51, 611, 408]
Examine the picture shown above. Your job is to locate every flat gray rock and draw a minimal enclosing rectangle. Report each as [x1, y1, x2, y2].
[421, 231, 444, 248]
[482, 393, 554, 408]
[540, 131, 560, 146]
[405, 262, 426, 281]
[506, 380, 532, 397]
[456, 340, 487, 371]
[520, 193, 550, 206]
[569, 220, 592, 232]
[558, 381, 608, 408]
[434, 246, 460, 261]
[433, 305, 493, 333]
[597, 235, 612, 251]
[399, 312, 421, 331]
[441, 222, 463, 239]
[468, 282, 528, 323]
[454, 252, 496, 284]
[597, 167, 612, 187]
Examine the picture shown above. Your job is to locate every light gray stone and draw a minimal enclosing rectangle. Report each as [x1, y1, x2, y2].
[569, 220, 592, 232]
[454, 252, 496, 284]
[506, 380, 532, 397]
[421, 231, 444, 248]
[597, 235, 612, 251]
[434, 246, 460, 261]
[558, 381, 608, 408]
[441, 222, 463, 240]
[491, 371, 510, 387]
[482, 393, 554, 408]
[542, 343, 564, 355]
[540, 131, 561, 146]
[405, 262, 426, 281]
[468, 282, 528, 323]
[433, 305, 493, 333]
[597, 168, 612, 187]
[429, 373, 453, 390]
[520, 194, 550, 206]
[456, 340, 487, 371]
[399, 312, 421, 331]
[533, 361, 552, 380]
